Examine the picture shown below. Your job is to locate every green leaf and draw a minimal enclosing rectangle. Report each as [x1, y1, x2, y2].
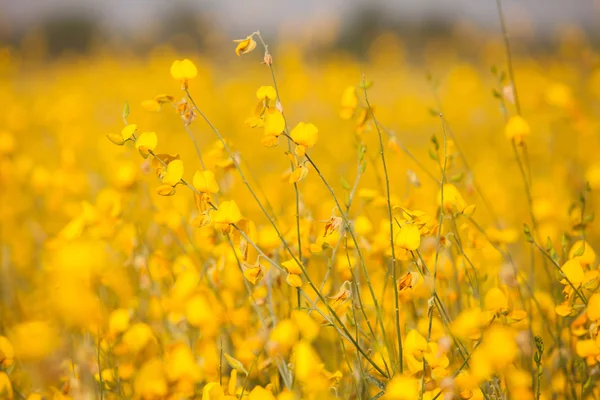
[450, 172, 465, 183]
[224, 353, 248, 375]
[359, 80, 373, 89]
[573, 243, 586, 257]
[340, 177, 351, 191]
[123, 101, 130, 120]
[523, 224, 533, 243]
[545, 237, 553, 252]
[430, 135, 439, 150]
[359, 161, 367, 174]
[428, 148, 438, 161]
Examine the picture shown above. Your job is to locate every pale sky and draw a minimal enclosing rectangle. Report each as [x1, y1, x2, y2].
[1, 0, 598, 38]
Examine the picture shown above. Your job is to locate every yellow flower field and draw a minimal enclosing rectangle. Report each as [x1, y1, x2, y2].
[2, 9, 600, 400]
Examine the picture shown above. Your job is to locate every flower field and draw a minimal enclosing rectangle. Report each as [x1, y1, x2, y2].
[1, 12, 600, 400]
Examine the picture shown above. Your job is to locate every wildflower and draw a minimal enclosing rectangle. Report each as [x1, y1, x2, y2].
[213, 200, 242, 233]
[134, 358, 168, 399]
[161, 159, 184, 186]
[269, 319, 299, 355]
[568, 239, 596, 266]
[290, 122, 319, 157]
[234, 33, 257, 56]
[108, 309, 131, 338]
[340, 86, 358, 119]
[396, 223, 421, 250]
[484, 288, 509, 315]
[193, 170, 220, 194]
[247, 86, 285, 143]
[329, 281, 351, 308]
[504, 115, 530, 144]
[322, 210, 343, 237]
[135, 131, 157, 158]
[0, 337, 14, 368]
[9, 320, 59, 361]
[560, 258, 584, 286]
[170, 59, 198, 89]
[588, 293, 600, 321]
[383, 375, 419, 400]
[289, 165, 309, 183]
[0, 372, 12, 400]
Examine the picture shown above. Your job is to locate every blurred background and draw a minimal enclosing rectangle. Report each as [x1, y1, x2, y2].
[1, 0, 599, 58]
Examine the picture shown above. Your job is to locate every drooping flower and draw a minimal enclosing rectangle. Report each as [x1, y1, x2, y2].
[234, 34, 257, 56]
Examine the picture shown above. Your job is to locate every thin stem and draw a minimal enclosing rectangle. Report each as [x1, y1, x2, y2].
[303, 150, 393, 370]
[495, 0, 521, 115]
[363, 81, 403, 373]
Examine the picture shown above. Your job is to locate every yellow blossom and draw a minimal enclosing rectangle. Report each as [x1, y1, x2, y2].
[290, 122, 318, 157]
[193, 170, 220, 194]
[170, 59, 198, 81]
[504, 115, 530, 143]
[396, 223, 421, 250]
[213, 200, 242, 226]
[135, 131, 157, 158]
[234, 34, 257, 56]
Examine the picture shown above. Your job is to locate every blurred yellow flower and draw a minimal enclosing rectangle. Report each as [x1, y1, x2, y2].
[504, 115, 530, 144]
[0, 337, 14, 368]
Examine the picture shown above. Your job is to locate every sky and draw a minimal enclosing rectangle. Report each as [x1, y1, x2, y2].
[1, 0, 598, 39]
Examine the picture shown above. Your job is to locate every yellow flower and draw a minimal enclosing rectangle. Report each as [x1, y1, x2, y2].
[165, 342, 201, 383]
[286, 273, 302, 287]
[193, 170, 219, 194]
[0, 337, 14, 368]
[282, 260, 303, 275]
[134, 359, 168, 399]
[108, 309, 130, 337]
[504, 115, 530, 144]
[484, 288, 509, 315]
[257, 86, 277, 101]
[0, 372, 12, 400]
[384, 375, 419, 400]
[9, 320, 58, 361]
[568, 240, 596, 266]
[264, 108, 285, 137]
[588, 293, 600, 321]
[121, 124, 137, 140]
[213, 200, 242, 226]
[293, 341, 322, 382]
[156, 184, 176, 196]
[289, 165, 309, 183]
[234, 34, 257, 56]
[162, 159, 184, 186]
[560, 258, 584, 286]
[170, 59, 198, 81]
[290, 122, 319, 157]
[135, 131, 157, 158]
[340, 86, 358, 119]
[243, 264, 264, 284]
[438, 184, 467, 213]
[396, 223, 421, 250]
